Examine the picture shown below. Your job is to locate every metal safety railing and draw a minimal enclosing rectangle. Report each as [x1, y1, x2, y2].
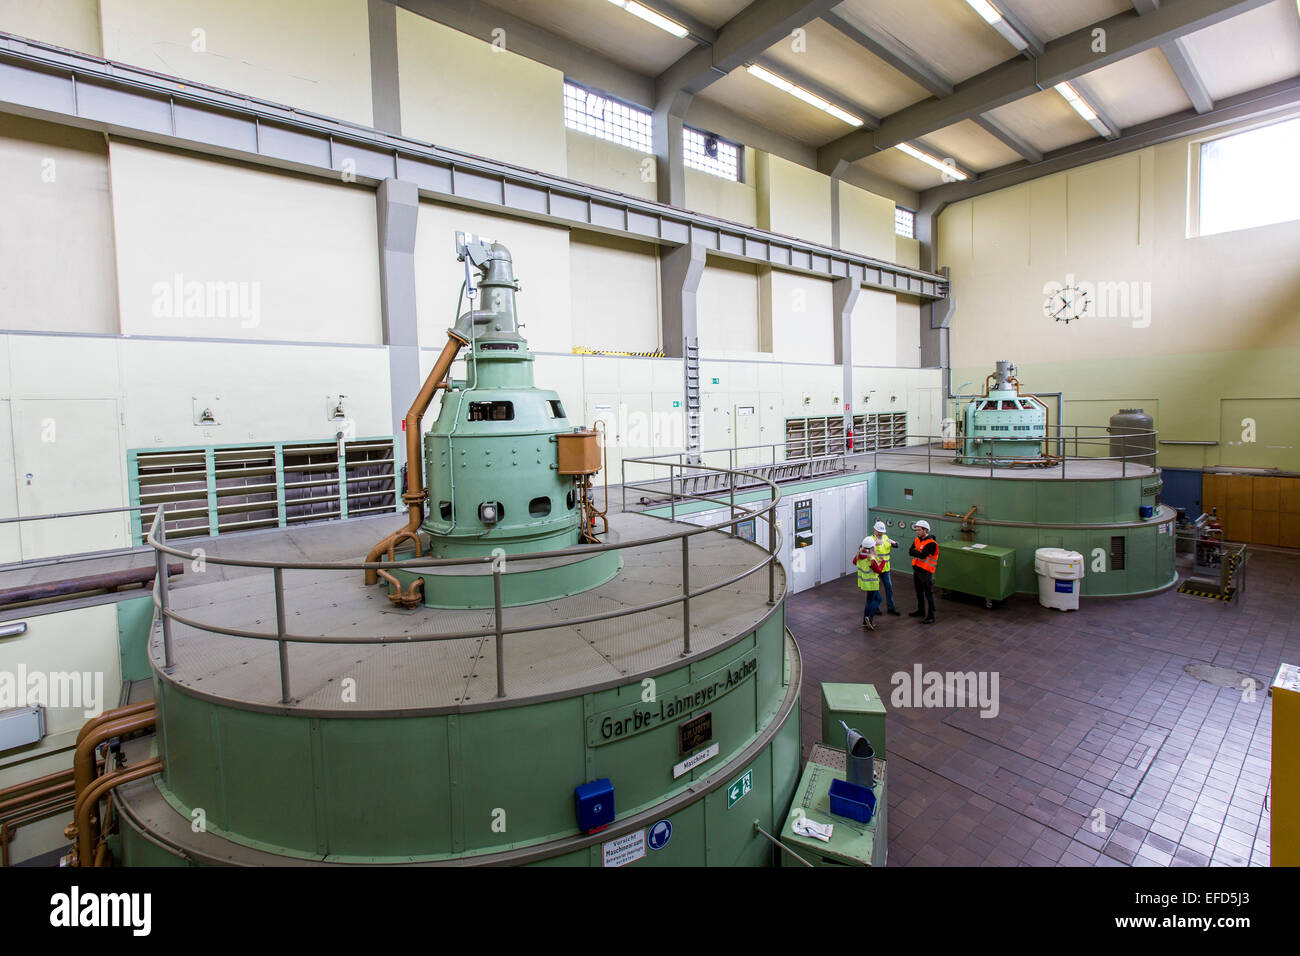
[622, 443, 844, 518]
[870, 424, 1159, 478]
[146, 459, 783, 705]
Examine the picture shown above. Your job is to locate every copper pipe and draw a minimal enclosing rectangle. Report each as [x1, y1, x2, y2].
[365, 333, 468, 585]
[0, 563, 182, 607]
[73, 710, 155, 796]
[0, 779, 76, 815]
[73, 757, 162, 866]
[76, 700, 156, 745]
[0, 766, 73, 801]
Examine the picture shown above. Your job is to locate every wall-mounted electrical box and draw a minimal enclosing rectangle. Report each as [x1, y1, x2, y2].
[575, 778, 615, 834]
[0, 705, 46, 752]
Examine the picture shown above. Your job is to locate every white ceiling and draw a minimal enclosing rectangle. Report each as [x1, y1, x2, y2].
[474, 0, 1300, 195]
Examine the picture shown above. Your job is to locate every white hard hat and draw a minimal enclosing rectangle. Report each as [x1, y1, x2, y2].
[915, 519, 931, 532]
[861, 536, 876, 549]
[873, 521, 886, 534]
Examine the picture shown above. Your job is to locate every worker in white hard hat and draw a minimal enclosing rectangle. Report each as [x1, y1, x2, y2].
[908, 519, 939, 624]
[872, 520, 901, 617]
[852, 535, 887, 630]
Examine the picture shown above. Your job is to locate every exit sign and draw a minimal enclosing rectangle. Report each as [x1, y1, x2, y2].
[727, 769, 753, 809]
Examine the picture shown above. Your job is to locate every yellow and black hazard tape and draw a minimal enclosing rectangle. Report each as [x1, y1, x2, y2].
[572, 346, 667, 358]
[1177, 583, 1237, 602]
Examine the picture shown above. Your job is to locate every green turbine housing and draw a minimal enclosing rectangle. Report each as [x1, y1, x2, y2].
[959, 360, 1048, 465]
[400, 238, 620, 606]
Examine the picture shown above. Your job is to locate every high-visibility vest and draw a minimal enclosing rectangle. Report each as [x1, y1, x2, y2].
[911, 536, 937, 574]
[857, 558, 880, 591]
[877, 537, 892, 572]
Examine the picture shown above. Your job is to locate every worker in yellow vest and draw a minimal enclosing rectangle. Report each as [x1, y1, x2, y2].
[853, 536, 887, 630]
[908, 519, 938, 625]
[872, 520, 901, 616]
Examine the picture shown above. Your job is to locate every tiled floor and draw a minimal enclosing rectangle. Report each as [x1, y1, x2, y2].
[789, 550, 1298, 866]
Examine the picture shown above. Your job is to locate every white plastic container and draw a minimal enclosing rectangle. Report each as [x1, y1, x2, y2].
[1034, 547, 1084, 611]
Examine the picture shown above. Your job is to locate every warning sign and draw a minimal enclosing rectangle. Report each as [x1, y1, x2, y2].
[602, 829, 646, 868]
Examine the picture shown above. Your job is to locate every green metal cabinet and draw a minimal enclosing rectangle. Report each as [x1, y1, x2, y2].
[936, 541, 1017, 607]
[821, 682, 887, 759]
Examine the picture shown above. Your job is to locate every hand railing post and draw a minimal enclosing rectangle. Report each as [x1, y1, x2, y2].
[681, 534, 691, 657]
[729, 461, 736, 537]
[767, 487, 776, 606]
[273, 566, 291, 704]
[669, 462, 676, 523]
[154, 509, 174, 670]
[620, 459, 626, 513]
[493, 565, 506, 698]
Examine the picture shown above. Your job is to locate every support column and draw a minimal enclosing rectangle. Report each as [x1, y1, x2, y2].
[367, 0, 402, 134]
[829, 159, 850, 250]
[833, 264, 862, 451]
[653, 90, 692, 208]
[659, 241, 707, 358]
[376, 178, 422, 487]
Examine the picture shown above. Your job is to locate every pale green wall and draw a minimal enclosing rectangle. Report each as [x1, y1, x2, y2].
[940, 117, 1300, 472]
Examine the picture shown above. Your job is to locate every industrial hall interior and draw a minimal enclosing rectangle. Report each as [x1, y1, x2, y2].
[0, 0, 1297, 876]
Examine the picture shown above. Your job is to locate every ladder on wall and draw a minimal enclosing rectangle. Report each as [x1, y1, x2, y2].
[684, 336, 701, 464]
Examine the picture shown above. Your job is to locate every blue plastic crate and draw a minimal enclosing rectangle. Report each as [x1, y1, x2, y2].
[828, 777, 877, 824]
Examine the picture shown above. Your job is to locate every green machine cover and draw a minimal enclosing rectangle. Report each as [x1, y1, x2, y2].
[937, 540, 1017, 605]
[821, 682, 887, 759]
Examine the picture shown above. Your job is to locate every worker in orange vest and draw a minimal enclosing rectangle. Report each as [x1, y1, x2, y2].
[908, 519, 938, 624]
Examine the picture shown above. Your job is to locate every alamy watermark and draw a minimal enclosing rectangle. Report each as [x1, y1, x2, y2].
[1043, 273, 1151, 328]
[0, 665, 104, 718]
[151, 273, 261, 328]
[890, 664, 1000, 718]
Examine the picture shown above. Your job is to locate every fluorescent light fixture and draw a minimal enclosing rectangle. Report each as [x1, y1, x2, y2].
[966, 0, 1003, 24]
[964, 0, 1029, 52]
[895, 142, 969, 181]
[606, 0, 689, 39]
[746, 64, 864, 127]
[1055, 81, 1097, 121]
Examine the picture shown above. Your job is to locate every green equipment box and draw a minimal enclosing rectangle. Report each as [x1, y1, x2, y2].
[779, 744, 887, 867]
[936, 541, 1017, 607]
[821, 683, 886, 759]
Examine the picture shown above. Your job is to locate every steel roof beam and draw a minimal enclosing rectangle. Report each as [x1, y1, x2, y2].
[653, 0, 842, 100]
[0, 31, 948, 300]
[919, 75, 1300, 207]
[822, 11, 953, 98]
[817, 0, 1273, 172]
[1131, 1, 1215, 113]
[971, 113, 1043, 163]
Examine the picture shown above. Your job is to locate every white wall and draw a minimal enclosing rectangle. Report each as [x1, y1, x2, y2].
[415, 200, 572, 354]
[0, 0, 101, 54]
[397, 8, 567, 177]
[569, 232, 660, 353]
[100, 0, 374, 126]
[108, 142, 382, 344]
[698, 260, 760, 354]
[0, 116, 118, 335]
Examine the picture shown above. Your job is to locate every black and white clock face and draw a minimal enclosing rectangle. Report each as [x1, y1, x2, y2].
[1044, 284, 1090, 324]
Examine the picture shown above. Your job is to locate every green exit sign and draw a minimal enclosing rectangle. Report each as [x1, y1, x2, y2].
[672, 401, 680, 408]
[727, 769, 753, 809]
[711, 377, 720, 385]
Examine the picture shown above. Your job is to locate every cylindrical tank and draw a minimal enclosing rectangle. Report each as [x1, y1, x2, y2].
[1109, 408, 1155, 466]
